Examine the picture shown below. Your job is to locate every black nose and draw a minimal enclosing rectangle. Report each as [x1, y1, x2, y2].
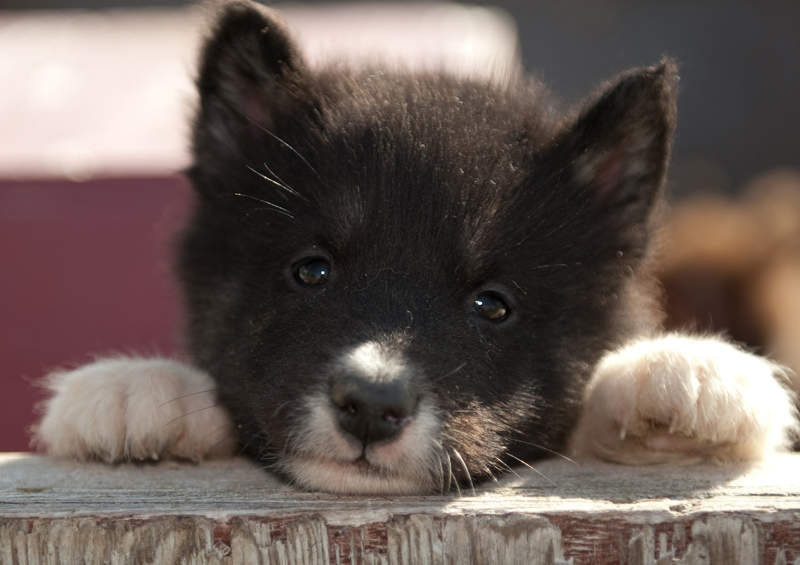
[329, 374, 417, 446]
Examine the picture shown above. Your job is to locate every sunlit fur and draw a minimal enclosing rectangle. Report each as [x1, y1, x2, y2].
[33, 357, 235, 462]
[176, 2, 680, 493]
[32, 1, 799, 494]
[572, 334, 798, 463]
[175, 2, 799, 492]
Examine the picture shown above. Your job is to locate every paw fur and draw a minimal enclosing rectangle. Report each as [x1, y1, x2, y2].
[572, 334, 799, 464]
[32, 357, 236, 463]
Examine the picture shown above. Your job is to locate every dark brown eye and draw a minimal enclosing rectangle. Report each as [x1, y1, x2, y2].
[294, 257, 330, 286]
[473, 291, 510, 321]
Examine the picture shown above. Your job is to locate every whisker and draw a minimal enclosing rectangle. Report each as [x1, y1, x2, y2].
[244, 117, 321, 179]
[431, 440, 447, 495]
[430, 362, 467, 384]
[263, 161, 306, 200]
[444, 453, 458, 496]
[235, 426, 262, 457]
[234, 192, 295, 219]
[204, 424, 237, 454]
[482, 465, 499, 483]
[252, 436, 280, 467]
[163, 404, 222, 428]
[437, 454, 446, 495]
[158, 388, 217, 407]
[505, 452, 556, 486]
[440, 431, 459, 442]
[510, 279, 528, 296]
[245, 165, 296, 200]
[529, 262, 583, 270]
[451, 448, 475, 496]
[282, 426, 298, 456]
[269, 400, 293, 421]
[510, 438, 578, 465]
[493, 456, 521, 479]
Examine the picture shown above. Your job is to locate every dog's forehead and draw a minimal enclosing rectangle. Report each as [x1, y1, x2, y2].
[303, 109, 530, 275]
[313, 163, 518, 281]
[262, 73, 557, 283]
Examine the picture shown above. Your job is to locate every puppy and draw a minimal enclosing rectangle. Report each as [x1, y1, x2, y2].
[33, 1, 798, 495]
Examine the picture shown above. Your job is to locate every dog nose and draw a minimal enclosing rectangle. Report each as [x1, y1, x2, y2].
[329, 374, 416, 445]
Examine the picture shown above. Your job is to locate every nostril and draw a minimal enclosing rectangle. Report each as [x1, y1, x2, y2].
[382, 409, 406, 426]
[330, 380, 358, 412]
[329, 373, 417, 445]
[340, 401, 358, 416]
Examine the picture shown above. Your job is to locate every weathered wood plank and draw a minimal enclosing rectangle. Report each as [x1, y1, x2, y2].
[2, 453, 800, 564]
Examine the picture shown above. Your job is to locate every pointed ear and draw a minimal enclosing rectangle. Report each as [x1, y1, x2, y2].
[540, 60, 678, 249]
[193, 1, 310, 154]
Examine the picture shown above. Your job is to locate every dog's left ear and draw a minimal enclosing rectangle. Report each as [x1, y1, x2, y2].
[536, 60, 678, 254]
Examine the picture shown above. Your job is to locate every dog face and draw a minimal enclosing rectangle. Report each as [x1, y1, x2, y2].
[178, 1, 676, 493]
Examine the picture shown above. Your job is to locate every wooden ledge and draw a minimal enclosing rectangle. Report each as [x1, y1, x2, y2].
[2, 453, 800, 563]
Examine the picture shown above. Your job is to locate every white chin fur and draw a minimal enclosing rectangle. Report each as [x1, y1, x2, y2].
[283, 456, 432, 495]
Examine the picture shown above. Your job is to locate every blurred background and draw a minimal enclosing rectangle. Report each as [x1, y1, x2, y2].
[2, 0, 799, 451]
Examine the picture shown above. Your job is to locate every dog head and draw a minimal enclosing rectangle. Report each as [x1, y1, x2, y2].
[178, 1, 676, 494]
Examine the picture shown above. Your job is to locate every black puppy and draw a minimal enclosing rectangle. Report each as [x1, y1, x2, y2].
[35, 1, 797, 494]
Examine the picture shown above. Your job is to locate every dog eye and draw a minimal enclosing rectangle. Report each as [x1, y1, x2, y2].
[473, 291, 510, 321]
[294, 257, 331, 286]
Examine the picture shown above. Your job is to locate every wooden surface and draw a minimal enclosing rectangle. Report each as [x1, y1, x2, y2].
[2, 453, 800, 564]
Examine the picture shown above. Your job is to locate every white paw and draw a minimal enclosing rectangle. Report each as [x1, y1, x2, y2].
[571, 334, 798, 464]
[32, 357, 236, 463]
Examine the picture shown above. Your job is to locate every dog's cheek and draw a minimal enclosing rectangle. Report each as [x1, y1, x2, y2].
[440, 400, 510, 475]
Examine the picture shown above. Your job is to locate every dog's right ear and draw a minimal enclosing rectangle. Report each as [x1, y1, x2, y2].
[193, 1, 310, 155]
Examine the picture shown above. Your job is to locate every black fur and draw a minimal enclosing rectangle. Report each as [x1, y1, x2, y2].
[178, 1, 677, 488]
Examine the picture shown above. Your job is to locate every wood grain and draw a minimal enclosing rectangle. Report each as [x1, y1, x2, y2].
[2, 453, 799, 564]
